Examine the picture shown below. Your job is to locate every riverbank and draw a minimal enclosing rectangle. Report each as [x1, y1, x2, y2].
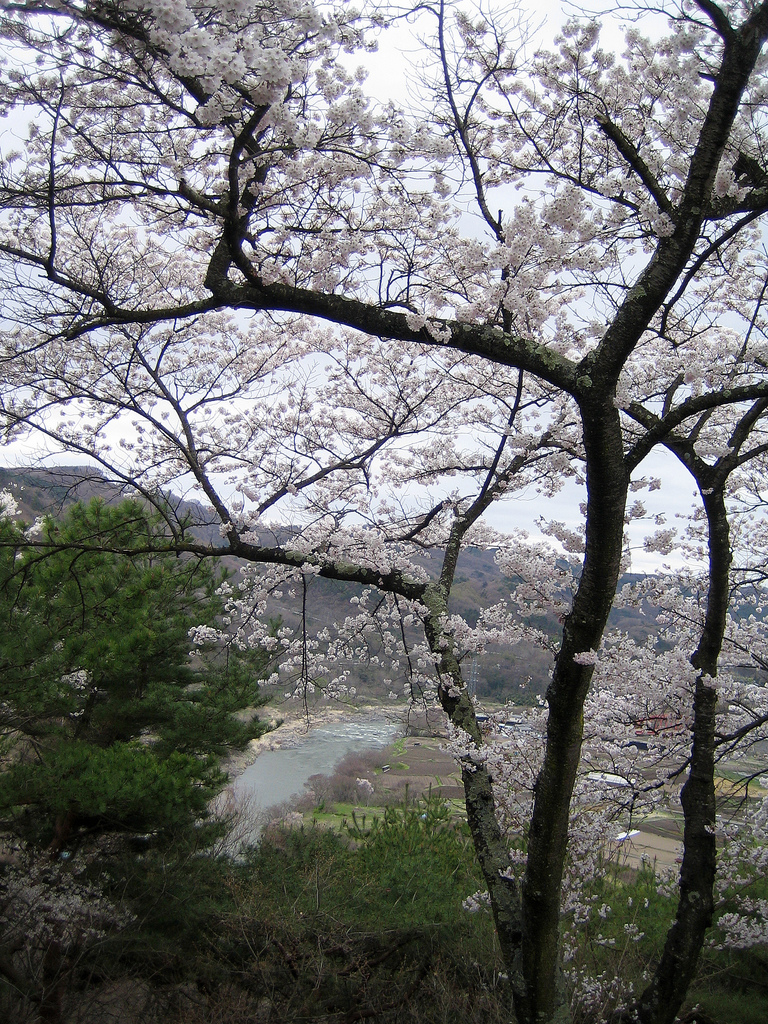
[222, 700, 408, 780]
[223, 701, 412, 823]
[240, 712, 691, 876]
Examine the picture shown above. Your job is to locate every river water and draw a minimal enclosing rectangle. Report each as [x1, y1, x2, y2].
[232, 716, 402, 816]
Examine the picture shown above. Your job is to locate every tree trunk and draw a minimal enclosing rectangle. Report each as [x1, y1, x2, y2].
[629, 486, 729, 1024]
[516, 399, 629, 1023]
[48, 807, 76, 861]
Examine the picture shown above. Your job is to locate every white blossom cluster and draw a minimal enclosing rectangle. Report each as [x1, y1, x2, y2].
[0, 848, 134, 994]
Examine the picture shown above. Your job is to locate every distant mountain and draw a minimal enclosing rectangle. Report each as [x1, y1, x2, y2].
[0, 465, 225, 546]
[0, 465, 665, 701]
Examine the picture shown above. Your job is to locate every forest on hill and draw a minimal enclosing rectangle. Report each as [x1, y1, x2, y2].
[0, 465, 695, 702]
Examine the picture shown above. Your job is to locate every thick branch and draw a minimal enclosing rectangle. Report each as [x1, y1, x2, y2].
[624, 383, 768, 471]
[596, 114, 675, 217]
[205, 278, 580, 394]
[588, 3, 768, 383]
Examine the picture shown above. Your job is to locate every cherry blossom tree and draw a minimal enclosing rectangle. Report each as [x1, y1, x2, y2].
[2, 1, 768, 1021]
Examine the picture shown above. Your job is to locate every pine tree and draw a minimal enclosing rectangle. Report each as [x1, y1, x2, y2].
[0, 497, 269, 853]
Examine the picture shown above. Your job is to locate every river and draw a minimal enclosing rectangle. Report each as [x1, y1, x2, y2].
[230, 714, 402, 819]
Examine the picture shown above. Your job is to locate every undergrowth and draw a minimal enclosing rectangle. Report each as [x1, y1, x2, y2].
[85, 792, 506, 1024]
[3, 793, 766, 1023]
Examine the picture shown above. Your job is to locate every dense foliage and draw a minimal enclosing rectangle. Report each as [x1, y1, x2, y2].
[0, 495, 269, 851]
[3, 792, 766, 1024]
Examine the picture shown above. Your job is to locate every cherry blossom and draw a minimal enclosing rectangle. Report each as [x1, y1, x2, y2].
[3, 2, 768, 1021]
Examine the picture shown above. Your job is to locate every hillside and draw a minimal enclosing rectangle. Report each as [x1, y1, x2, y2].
[0, 465, 663, 700]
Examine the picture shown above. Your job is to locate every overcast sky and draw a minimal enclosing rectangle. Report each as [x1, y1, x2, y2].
[0, 2, 703, 573]
[359, 2, 697, 572]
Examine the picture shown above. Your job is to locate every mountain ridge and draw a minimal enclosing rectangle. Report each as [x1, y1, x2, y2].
[0, 465, 669, 700]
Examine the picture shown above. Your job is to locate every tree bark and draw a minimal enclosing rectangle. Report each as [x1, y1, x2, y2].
[47, 806, 76, 861]
[629, 486, 729, 1024]
[517, 397, 629, 1023]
